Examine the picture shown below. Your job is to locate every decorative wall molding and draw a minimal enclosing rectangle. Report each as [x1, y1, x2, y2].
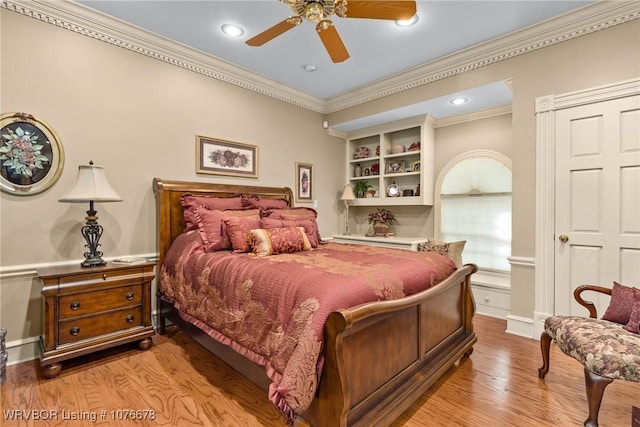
[0, 254, 158, 279]
[2, 0, 638, 114]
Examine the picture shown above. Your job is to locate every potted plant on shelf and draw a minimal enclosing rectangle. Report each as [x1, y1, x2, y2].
[367, 208, 396, 236]
[353, 180, 372, 198]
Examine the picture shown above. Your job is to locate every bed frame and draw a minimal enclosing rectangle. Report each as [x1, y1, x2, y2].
[153, 178, 477, 427]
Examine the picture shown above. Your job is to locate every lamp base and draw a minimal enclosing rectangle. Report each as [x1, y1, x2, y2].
[81, 256, 107, 268]
[80, 203, 107, 268]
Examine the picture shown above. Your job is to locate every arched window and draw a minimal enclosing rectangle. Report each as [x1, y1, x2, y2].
[435, 151, 512, 272]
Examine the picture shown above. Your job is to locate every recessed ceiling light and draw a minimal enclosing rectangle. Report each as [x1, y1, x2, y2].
[304, 64, 317, 72]
[221, 24, 244, 37]
[450, 97, 469, 106]
[395, 14, 419, 27]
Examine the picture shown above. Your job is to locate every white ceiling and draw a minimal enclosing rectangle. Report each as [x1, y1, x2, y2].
[74, 0, 595, 130]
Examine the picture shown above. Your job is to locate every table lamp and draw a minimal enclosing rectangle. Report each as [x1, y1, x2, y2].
[340, 184, 356, 235]
[59, 161, 122, 267]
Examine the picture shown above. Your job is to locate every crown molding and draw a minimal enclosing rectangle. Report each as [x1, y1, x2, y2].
[1, 0, 327, 113]
[324, 1, 640, 112]
[3, 1, 638, 114]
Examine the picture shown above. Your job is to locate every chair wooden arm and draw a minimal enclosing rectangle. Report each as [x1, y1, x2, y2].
[573, 285, 612, 319]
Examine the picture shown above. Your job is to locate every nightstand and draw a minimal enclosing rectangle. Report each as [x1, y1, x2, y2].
[37, 262, 155, 378]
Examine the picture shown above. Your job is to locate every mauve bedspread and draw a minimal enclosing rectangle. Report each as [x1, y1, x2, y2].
[159, 230, 457, 422]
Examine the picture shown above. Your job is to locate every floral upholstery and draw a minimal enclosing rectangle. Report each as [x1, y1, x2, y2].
[544, 316, 640, 382]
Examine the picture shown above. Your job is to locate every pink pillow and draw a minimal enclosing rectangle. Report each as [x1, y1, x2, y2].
[181, 194, 244, 231]
[223, 216, 262, 253]
[249, 227, 311, 257]
[263, 207, 321, 244]
[602, 282, 639, 324]
[261, 217, 318, 248]
[242, 197, 289, 210]
[193, 207, 259, 252]
[625, 290, 640, 334]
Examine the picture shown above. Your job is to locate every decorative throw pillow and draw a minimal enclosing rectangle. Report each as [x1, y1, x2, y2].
[181, 194, 244, 231]
[419, 239, 466, 268]
[242, 196, 289, 210]
[602, 282, 638, 324]
[263, 207, 322, 245]
[223, 216, 262, 253]
[624, 290, 640, 334]
[193, 207, 259, 252]
[261, 217, 319, 248]
[249, 227, 311, 257]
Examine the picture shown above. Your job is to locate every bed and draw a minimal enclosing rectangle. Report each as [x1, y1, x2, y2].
[153, 178, 477, 426]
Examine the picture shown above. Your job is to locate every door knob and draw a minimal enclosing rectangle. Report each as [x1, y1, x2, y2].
[559, 234, 569, 243]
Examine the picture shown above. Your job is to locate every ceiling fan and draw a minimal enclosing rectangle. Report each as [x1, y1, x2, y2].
[246, 0, 417, 63]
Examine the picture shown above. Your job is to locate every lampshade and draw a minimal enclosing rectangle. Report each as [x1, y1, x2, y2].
[340, 184, 356, 201]
[59, 163, 122, 203]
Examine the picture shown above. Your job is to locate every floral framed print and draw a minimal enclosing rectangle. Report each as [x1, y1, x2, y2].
[0, 112, 65, 195]
[196, 136, 258, 178]
[295, 162, 313, 203]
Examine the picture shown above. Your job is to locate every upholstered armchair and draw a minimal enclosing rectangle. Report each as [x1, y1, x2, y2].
[538, 284, 640, 427]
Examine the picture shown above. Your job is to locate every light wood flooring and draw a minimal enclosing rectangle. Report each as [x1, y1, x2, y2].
[2, 315, 637, 426]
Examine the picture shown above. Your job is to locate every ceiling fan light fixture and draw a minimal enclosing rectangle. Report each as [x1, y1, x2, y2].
[395, 14, 419, 27]
[221, 24, 244, 37]
[306, 2, 325, 22]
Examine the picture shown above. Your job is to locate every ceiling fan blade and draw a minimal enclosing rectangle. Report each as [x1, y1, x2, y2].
[342, 1, 416, 20]
[246, 17, 301, 46]
[317, 22, 349, 63]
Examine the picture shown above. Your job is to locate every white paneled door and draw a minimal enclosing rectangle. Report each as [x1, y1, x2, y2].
[554, 95, 640, 316]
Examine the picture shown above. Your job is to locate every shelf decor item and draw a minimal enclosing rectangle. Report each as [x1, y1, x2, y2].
[353, 180, 372, 198]
[353, 146, 370, 159]
[0, 112, 64, 195]
[368, 208, 396, 236]
[59, 161, 122, 267]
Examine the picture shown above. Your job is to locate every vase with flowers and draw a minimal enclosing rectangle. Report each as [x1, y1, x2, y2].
[367, 208, 396, 236]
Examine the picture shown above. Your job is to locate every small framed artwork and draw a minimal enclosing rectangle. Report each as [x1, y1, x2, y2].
[410, 161, 421, 172]
[0, 112, 65, 195]
[295, 162, 313, 203]
[196, 135, 258, 178]
[386, 160, 405, 174]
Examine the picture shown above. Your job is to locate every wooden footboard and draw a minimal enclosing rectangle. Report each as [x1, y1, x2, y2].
[299, 263, 477, 427]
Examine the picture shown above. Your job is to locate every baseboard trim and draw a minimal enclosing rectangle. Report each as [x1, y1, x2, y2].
[5, 336, 40, 367]
[505, 314, 534, 339]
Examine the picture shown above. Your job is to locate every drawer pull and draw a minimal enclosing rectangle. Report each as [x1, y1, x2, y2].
[125, 292, 135, 301]
[70, 301, 81, 310]
[70, 326, 80, 336]
[102, 273, 107, 280]
[126, 315, 134, 323]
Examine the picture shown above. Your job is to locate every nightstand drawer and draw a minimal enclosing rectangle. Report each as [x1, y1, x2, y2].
[59, 284, 143, 319]
[58, 306, 143, 345]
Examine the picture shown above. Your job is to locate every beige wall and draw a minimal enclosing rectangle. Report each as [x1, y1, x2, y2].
[329, 19, 640, 321]
[0, 10, 344, 358]
[1, 7, 638, 361]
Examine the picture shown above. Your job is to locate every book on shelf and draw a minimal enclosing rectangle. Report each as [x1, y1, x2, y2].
[112, 257, 148, 265]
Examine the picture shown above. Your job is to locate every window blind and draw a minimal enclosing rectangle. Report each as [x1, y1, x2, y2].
[441, 193, 511, 272]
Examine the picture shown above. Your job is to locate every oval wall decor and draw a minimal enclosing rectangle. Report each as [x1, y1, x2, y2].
[0, 112, 64, 195]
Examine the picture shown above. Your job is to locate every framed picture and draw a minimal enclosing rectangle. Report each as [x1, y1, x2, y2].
[196, 135, 258, 178]
[0, 112, 65, 195]
[295, 162, 313, 203]
[410, 160, 421, 171]
[386, 160, 405, 174]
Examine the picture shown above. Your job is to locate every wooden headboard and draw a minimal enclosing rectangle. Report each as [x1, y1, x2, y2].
[152, 178, 294, 270]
